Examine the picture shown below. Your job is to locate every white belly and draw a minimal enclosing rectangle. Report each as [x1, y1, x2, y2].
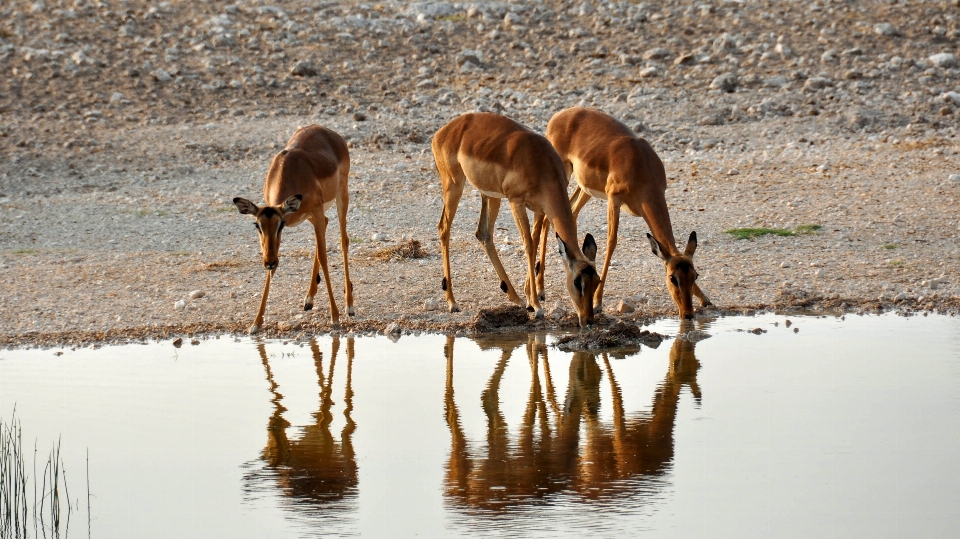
[478, 188, 505, 199]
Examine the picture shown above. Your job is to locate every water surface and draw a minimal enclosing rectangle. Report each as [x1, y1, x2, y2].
[1, 314, 959, 538]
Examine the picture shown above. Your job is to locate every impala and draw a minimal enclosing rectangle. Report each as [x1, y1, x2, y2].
[233, 125, 354, 333]
[432, 112, 600, 326]
[544, 107, 711, 319]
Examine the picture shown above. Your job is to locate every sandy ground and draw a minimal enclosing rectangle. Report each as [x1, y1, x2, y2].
[2, 0, 959, 348]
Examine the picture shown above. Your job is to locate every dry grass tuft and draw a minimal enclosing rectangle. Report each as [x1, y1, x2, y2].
[373, 240, 429, 262]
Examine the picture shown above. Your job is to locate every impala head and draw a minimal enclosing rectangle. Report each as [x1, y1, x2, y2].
[647, 231, 700, 320]
[233, 194, 302, 271]
[557, 233, 601, 327]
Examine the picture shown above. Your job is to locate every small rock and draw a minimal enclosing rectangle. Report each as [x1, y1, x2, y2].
[793, 327, 799, 333]
[929, 53, 958, 68]
[673, 52, 694, 66]
[372, 232, 386, 242]
[190, 339, 200, 346]
[820, 49, 839, 63]
[939, 91, 960, 105]
[290, 60, 318, 77]
[385, 322, 401, 335]
[617, 297, 636, 314]
[815, 269, 825, 278]
[804, 77, 832, 91]
[352, 111, 367, 121]
[817, 164, 830, 173]
[710, 72, 737, 92]
[424, 298, 439, 311]
[457, 49, 483, 66]
[277, 320, 302, 332]
[152, 68, 172, 82]
[189, 290, 206, 299]
[547, 301, 566, 320]
[680, 330, 712, 343]
[874, 23, 899, 37]
[172, 337, 183, 347]
[727, 168, 740, 175]
[642, 47, 671, 60]
[638, 66, 659, 78]
[109, 91, 128, 104]
[780, 262, 791, 268]
[175, 299, 186, 310]
[748, 327, 767, 335]
[949, 174, 960, 182]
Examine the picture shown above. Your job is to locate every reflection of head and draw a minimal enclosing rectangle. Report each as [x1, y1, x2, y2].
[248, 337, 358, 505]
[444, 329, 704, 510]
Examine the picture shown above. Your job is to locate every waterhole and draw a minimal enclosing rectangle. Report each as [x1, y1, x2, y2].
[1, 314, 958, 538]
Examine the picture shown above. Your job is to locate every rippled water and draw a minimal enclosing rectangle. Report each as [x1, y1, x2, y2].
[1, 314, 959, 538]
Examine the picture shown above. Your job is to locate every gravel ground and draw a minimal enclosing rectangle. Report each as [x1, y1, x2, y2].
[2, 0, 960, 348]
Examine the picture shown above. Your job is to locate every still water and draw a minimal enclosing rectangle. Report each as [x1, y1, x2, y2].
[1, 314, 959, 538]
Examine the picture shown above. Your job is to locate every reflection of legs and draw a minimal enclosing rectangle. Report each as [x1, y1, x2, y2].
[251, 269, 274, 334]
[594, 195, 621, 313]
[314, 214, 340, 325]
[476, 195, 523, 306]
[509, 200, 543, 317]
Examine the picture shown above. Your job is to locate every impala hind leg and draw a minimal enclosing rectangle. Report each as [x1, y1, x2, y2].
[594, 195, 622, 314]
[476, 195, 524, 307]
[250, 269, 274, 334]
[337, 182, 355, 316]
[509, 200, 543, 318]
[313, 214, 340, 325]
[437, 177, 464, 313]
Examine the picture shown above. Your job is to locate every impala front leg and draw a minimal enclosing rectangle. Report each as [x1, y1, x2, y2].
[594, 195, 622, 314]
[304, 244, 320, 311]
[530, 212, 548, 303]
[693, 283, 712, 307]
[251, 269, 274, 334]
[510, 200, 543, 318]
[477, 195, 523, 307]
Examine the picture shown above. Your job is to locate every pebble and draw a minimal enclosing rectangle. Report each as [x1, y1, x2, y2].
[424, 298, 439, 311]
[874, 23, 899, 37]
[780, 262, 791, 268]
[189, 290, 206, 299]
[616, 297, 636, 314]
[277, 320, 301, 332]
[175, 299, 186, 310]
[642, 48, 671, 60]
[816, 164, 830, 173]
[372, 233, 386, 242]
[290, 60, 318, 77]
[815, 269, 825, 278]
[172, 337, 183, 347]
[680, 330, 712, 342]
[928, 53, 957, 68]
[638, 66, 659, 78]
[385, 322, 401, 335]
[939, 92, 960, 105]
[710, 73, 737, 92]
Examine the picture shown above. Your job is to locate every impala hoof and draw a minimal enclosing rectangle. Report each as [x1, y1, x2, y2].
[248, 324, 261, 335]
[702, 299, 714, 307]
[534, 308, 544, 320]
[303, 301, 314, 311]
[594, 302, 603, 315]
[449, 302, 460, 313]
[347, 306, 356, 316]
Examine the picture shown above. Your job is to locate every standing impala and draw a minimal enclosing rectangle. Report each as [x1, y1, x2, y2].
[544, 107, 711, 319]
[234, 125, 354, 333]
[432, 112, 600, 326]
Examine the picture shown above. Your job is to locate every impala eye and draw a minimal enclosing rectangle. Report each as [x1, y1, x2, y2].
[669, 276, 678, 286]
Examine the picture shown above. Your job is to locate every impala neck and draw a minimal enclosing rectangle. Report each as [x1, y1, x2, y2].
[550, 214, 584, 258]
[643, 203, 679, 256]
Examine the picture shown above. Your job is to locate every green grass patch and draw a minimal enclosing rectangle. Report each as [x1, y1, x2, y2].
[11, 248, 37, 255]
[888, 258, 904, 267]
[882, 243, 898, 250]
[216, 205, 235, 213]
[726, 224, 823, 240]
[725, 227, 795, 240]
[795, 224, 822, 234]
[436, 13, 466, 22]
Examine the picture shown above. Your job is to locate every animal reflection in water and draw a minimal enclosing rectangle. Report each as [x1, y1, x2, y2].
[444, 323, 704, 509]
[244, 337, 358, 506]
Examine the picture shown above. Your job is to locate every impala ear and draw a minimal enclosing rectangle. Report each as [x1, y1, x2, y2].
[581, 233, 597, 262]
[281, 194, 302, 214]
[684, 231, 698, 257]
[233, 197, 259, 216]
[557, 233, 576, 265]
[647, 233, 670, 262]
